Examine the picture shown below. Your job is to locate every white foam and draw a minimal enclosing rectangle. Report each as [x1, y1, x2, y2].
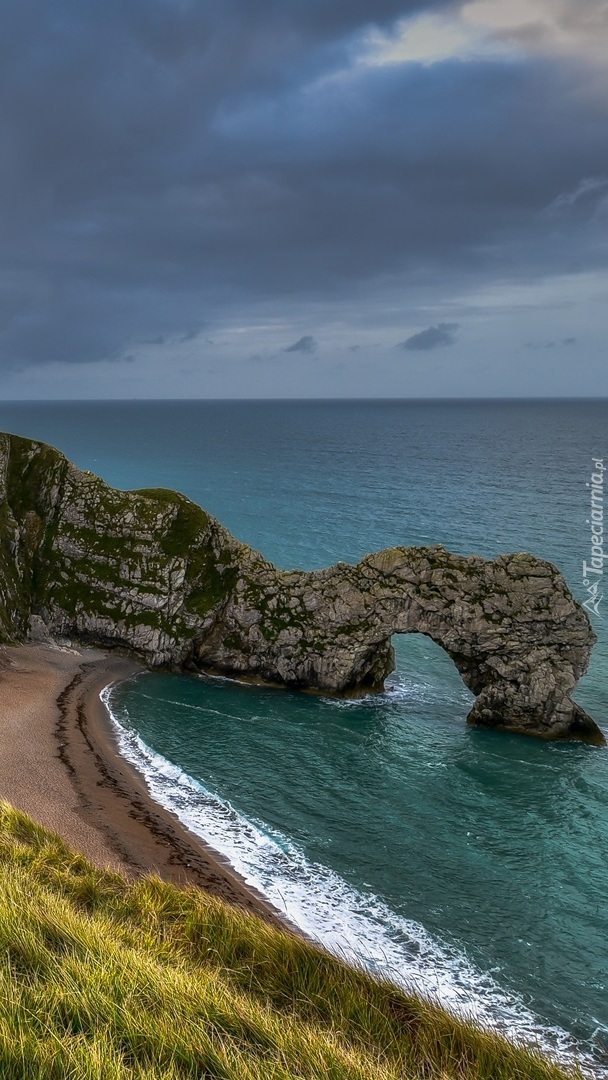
[101, 681, 605, 1077]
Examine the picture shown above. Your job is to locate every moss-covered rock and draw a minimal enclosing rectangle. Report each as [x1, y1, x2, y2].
[0, 432, 602, 743]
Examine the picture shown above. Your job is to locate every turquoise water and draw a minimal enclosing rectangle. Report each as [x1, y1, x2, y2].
[1, 400, 607, 1070]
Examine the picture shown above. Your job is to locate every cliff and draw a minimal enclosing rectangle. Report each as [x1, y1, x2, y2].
[0, 431, 603, 743]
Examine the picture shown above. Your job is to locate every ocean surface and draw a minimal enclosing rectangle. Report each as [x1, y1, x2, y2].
[1, 399, 607, 1073]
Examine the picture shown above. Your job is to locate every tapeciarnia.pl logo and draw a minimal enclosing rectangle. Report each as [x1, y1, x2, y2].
[582, 458, 605, 619]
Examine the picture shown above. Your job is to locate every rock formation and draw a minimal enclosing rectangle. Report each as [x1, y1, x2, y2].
[0, 431, 603, 743]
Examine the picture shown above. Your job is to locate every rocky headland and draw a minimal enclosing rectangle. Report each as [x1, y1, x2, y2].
[0, 431, 603, 743]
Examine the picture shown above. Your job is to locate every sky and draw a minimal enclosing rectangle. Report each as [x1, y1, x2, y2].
[1, 0, 607, 399]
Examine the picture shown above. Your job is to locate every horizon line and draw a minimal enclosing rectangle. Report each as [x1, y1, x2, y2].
[2, 396, 608, 405]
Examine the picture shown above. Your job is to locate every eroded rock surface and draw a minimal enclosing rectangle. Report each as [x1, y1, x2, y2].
[0, 432, 603, 743]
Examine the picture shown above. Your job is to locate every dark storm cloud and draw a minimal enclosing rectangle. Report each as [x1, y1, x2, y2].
[398, 323, 459, 351]
[0, 0, 607, 371]
[285, 335, 317, 354]
[524, 336, 578, 349]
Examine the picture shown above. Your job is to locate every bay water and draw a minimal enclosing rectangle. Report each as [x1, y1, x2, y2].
[1, 400, 607, 1072]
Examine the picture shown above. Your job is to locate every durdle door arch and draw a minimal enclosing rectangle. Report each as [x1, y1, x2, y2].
[196, 545, 604, 744]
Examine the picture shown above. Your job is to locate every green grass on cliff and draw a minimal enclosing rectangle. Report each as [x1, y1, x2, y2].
[0, 802, 581, 1080]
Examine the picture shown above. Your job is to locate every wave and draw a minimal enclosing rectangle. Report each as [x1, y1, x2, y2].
[101, 680, 605, 1078]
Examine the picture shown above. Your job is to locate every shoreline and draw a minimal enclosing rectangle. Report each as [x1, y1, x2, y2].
[0, 642, 290, 931]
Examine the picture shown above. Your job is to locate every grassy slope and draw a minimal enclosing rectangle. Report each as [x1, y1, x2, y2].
[0, 803, 580, 1080]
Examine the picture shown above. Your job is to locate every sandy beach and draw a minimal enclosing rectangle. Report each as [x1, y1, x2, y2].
[0, 641, 285, 928]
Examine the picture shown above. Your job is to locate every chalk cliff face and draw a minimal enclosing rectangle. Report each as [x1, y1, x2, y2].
[0, 432, 603, 743]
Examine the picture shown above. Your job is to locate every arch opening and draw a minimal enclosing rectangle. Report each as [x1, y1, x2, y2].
[391, 631, 475, 698]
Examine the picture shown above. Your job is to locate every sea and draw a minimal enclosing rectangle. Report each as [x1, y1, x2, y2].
[1, 399, 607, 1074]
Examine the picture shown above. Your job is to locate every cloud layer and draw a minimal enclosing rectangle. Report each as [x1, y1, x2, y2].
[0, 0, 606, 395]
